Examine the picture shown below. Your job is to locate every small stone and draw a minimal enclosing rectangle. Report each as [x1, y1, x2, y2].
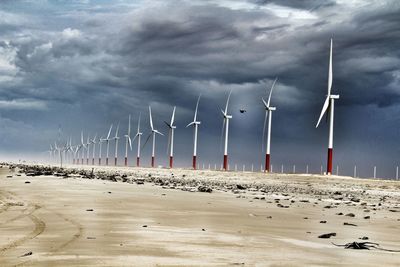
[25, 181, 31, 184]
[318, 233, 336, 239]
[345, 213, 355, 217]
[320, 221, 327, 224]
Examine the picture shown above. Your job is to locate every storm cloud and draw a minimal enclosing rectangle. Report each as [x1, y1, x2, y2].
[0, 0, 399, 178]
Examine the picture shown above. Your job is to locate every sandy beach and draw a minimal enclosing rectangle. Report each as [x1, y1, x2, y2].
[0, 164, 400, 266]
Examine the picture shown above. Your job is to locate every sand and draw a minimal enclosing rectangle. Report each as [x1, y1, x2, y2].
[0, 164, 400, 266]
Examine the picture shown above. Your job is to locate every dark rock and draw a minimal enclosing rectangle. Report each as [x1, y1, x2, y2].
[25, 181, 31, 184]
[236, 184, 247, 190]
[359, 236, 369, 240]
[20, 251, 32, 257]
[320, 221, 327, 224]
[345, 213, 355, 217]
[318, 233, 336, 239]
[198, 185, 212, 193]
[364, 216, 370, 219]
[86, 209, 94, 211]
[344, 222, 357, 226]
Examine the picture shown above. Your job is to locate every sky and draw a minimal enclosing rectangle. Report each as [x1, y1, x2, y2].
[0, 0, 399, 178]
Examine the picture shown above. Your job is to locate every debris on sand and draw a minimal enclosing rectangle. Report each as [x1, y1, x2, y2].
[86, 209, 94, 212]
[345, 213, 355, 217]
[20, 251, 33, 257]
[318, 233, 336, 239]
[142, 225, 148, 228]
[359, 236, 369, 240]
[87, 237, 96, 240]
[25, 181, 31, 184]
[332, 242, 400, 252]
[343, 222, 357, 226]
[364, 216, 370, 219]
[198, 185, 212, 193]
[320, 221, 327, 224]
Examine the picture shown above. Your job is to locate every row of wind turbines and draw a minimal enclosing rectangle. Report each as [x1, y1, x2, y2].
[48, 39, 339, 175]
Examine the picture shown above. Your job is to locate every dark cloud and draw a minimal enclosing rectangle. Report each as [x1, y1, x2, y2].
[0, 0, 399, 178]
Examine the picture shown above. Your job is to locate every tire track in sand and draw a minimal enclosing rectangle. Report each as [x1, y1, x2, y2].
[0, 204, 46, 254]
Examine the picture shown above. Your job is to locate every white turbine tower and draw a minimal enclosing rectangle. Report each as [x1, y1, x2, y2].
[143, 106, 164, 168]
[80, 131, 86, 165]
[262, 78, 278, 173]
[101, 124, 113, 166]
[165, 106, 176, 168]
[91, 134, 97, 165]
[186, 95, 201, 170]
[98, 135, 104, 165]
[124, 115, 132, 167]
[221, 90, 233, 171]
[316, 38, 339, 175]
[132, 113, 143, 167]
[86, 135, 90, 165]
[113, 123, 120, 166]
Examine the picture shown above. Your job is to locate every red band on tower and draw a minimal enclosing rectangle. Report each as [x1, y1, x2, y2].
[192, 156, 197, 170]
[327, 148, 333, 174]
[169, 156, 173, 168]
[223, 155, 228, 171]
[136, 157, 140, 167]
[124, 157, 128, 167]
[265, 154, 270, 173]
[151, 156, 155, 168]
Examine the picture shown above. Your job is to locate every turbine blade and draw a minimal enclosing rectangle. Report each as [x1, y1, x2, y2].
[154, 130, 164, 136]
[164, 121, 172, 128]
[219, 118, 226, 152]
[115, 123, 120, 138]
[262, 111, 268, 153]
[186, 121, 194, 128]
[107, 124, 113, 139]
[224, 90, 232, 114]
[141, 132, 152, 150]
[316, 96, 330, 128]
[166, 129, 171, 155]
[328, 38, 333, 96]
[267, 77, 278, 107]
[261, 98, 268, 109]
[128, 114, 131, 135]
[171, 106, 176, 126]
[137, 112, 141, 133]
[194, 94, 201, 122]
[132, 133, 139, 142]
[128, 137, 132, 150]
[149, 106, 154, 130]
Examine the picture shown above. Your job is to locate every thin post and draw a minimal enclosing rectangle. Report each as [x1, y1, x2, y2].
[235, 164, 237, 172]
[336, 165, 339, 175]
[373, 166, 376, 179]
[251, 164, 254, 172]
[320, 165, 323, 175]
[293, 165, 295, 174]
[242, 164, 245, 172]
[214, 163, 217, 170]
[306, 165, 309, 174]
[281, 164, 283, 173]
[260, 164, 263, 172]
[396, 166, 398, 180]
[208, 163, 210, 170]
[202, 163, 205, 170]
[354, 165, 357, 178]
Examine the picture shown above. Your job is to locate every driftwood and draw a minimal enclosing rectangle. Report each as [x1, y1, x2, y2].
[332, 242, 400, 252]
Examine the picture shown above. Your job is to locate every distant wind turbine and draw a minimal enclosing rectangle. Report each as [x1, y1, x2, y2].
[221, 90, 233, 171]
[113, 123, 120, 166]
[316, 38, 339, 175]
[91, 134, 97, 165]
[124, 115, 132, 167]
[165, 106, 176, 168]
[262, 78, 278, 173]
[143, 106, 163, 168]
[187, 95, 201, 170]
[132, 113, 143, 167]
[80, 131, 86, 165]
[101, 124, 113, 166]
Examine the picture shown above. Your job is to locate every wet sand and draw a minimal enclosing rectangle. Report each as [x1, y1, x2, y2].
[0, 165, 400, 266]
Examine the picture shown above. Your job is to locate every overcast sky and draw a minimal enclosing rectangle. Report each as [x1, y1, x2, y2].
[0, 0, 399, 178]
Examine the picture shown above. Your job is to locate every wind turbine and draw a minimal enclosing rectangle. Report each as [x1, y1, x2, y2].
[221, 90, 233, 171]
[124, 115, 132, 166]
[143, 106, 163, 168]
[80, 131, 86, 165]
[91, 134, 97, 165]
[262, 78, 278, 173]
[132, 113, 143, 167]
[165, 106, 176, 168]
[113, 123, 120, 166]
[98, 135, 104, 165]
[86, 134, 90, 165]
[316, 38, 339, 175]
[186, 95, 201, 170]
[101, 124, 113, 166]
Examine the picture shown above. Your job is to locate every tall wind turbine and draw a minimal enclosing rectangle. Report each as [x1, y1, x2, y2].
[262, 78, 278, 173]
[316, 38, 339, 175]
[132, 113, 143, 167]
[91, 134, 97, 165]
[165, 106, 176, 168]
[124, 115, 132, 167]
[101, 124, 113, 166]
[221, 90, 233, 171]
[186, 95, 201, 170]
[143, 106, 164, 168]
